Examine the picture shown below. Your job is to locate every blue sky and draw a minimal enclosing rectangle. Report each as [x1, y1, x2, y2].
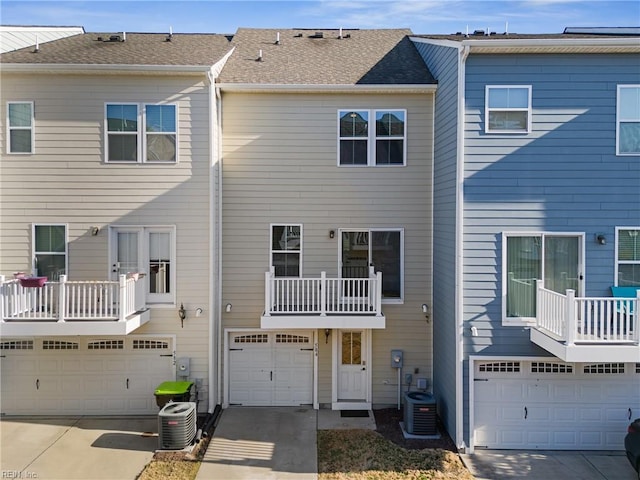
[1, 0, 638, 35]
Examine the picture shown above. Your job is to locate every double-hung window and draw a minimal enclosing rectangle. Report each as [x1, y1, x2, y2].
[340, 228, 403, 301]
[110, 226, 176, 304]
[7, 101, 34, 154]
[485, 86, 532, 133]
[616, 227, 640, 286]
[271, 225, 301, 277]
[338, 109, 406, 166]
[502, 232, 583, 325]
[617, 85, 640, 155]
[106, 103, 177, 163]
[33, 224, 67, 281]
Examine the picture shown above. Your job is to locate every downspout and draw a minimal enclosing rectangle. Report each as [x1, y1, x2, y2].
[215, 83, 223, 407]
[456, 44, 470, 452]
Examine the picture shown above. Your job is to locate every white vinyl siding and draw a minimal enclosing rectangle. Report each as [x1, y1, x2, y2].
[616, 227, 640, 286]
[105, 103, 177, 163]
[7, 101, 34, 153]
[617, 85, 640, 155]
[485, 86, 532, 133]
[338, 109, 406, 166]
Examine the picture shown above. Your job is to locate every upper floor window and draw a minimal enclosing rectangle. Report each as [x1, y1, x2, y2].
[617, 85, 640, 155]
[338, 109, 406, 166]
[485, 86, 532, 133]
[271, 225, 301, 277]
[616, 227, 640, 286]
[7, 101, 34, 154]
[33, 224, 67, 281]
[106, 103, 177, 163]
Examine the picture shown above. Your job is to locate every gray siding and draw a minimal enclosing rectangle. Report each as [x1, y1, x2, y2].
[462, 53, 640, 445]
[413, 40, 461, 444]
[220, 91, 434, 406]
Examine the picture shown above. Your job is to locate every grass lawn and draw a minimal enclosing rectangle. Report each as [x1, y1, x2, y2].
[137, 429, 475, 480]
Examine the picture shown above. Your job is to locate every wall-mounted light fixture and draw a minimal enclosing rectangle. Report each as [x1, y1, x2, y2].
[195, 308, 203, 318]
[595, 233, 606, 245]
[178, 303, 186, 328]
[225, 303, 232, 313]
[90, 226, 100, 236]
[324, 328, 331, 344]
[421, 304, 430, 322]
[329, 230, 335, 239]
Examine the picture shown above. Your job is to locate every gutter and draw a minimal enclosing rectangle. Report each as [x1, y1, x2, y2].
[215, 83, 437, 94]
[0, 63, 216, 75]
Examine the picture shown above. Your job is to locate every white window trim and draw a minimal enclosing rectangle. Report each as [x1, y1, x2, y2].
[337, 109, 407, 167]
[485, 85, 532, 134]
[7, 101, 34, 154]
[615, 226, 640, 286]
[31, 223, 68, 278]
[269, 224, 303, 277]
[108, 225, 177, 305]
[338, 227, 404, 303]
[616, 85, 640, 156]
[501, 231, 585, 326]
[104, 103, 178, 164]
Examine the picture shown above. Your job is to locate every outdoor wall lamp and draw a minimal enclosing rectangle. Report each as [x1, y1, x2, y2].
[90, 226, 100, 236]
[596, 233, 606, 245]
[324, 328, 331, 344]
[195, 307, 203, 318]
[225, 303, 232, 313]
[421, 304, 430, 322]
[178, 303, 186, 328]
[329, 230, 335, 239]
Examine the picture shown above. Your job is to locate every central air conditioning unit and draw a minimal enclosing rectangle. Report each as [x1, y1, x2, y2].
[158, 402, 197, 450]
[404, 391, 437, 435]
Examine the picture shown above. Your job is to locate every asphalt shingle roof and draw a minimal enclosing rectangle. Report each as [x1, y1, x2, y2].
[217, 28, 435, 85]
[0, 32, 233, 66]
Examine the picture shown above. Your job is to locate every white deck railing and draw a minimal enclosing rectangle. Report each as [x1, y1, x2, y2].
[0, 274, 146, 323]
[536, 283, 639, 345]
[264, 266, 383, 317]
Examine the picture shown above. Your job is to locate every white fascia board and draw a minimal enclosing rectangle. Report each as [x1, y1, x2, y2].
[0, 26, 85, 33]
[216, 83, 437, 94]
[462, 37, 640, 48]
[410, 37, 462, 49]
[0, 63, 213, 75]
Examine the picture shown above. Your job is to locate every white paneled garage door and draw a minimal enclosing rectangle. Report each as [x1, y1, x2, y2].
[228, 331, 314, 406]
[474, 360, 640, 450]
[0, 336, 174, 415]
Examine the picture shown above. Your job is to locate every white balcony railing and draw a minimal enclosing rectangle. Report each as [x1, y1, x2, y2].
[536, 283, 639, 345]
[0, 274, 146, 323]
[263, 266, 383, 317]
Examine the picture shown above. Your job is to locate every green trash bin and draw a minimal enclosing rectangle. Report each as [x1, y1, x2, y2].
[154, 381, 194, 408]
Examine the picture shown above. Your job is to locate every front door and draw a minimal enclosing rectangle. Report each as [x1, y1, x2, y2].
[337, 330, 367, 401]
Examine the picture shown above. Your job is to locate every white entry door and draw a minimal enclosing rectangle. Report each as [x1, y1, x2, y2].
[337, 330, 367, 401]
[473, 359, 640, 450]
[228, 331, 314, 406]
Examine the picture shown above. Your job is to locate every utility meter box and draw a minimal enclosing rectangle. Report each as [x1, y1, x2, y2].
[391, 350, 403, 368]
[176, 357, 190, 377]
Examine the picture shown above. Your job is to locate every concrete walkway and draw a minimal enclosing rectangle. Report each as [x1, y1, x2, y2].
[197, 407, 318, 480]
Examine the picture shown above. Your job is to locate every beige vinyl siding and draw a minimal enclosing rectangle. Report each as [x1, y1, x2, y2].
[0, 73, 213, 403]
[221, 91, 433, 406]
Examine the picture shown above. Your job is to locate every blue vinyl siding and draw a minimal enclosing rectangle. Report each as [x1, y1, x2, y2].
[413, 40, 460, 443]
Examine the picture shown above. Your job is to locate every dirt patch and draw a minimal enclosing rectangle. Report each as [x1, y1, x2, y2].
[373, 407, 458, 452]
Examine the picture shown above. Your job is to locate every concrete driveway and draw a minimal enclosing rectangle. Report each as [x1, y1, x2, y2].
[462, 449, 637, 480]
[0, 416, 158, 480]
[198, 407, 317, 480]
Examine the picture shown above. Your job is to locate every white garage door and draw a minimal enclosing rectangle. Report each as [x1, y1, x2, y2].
[229, 331, 314, 406]
[0, 336, 174, 415]
[474, 360, 640, 450]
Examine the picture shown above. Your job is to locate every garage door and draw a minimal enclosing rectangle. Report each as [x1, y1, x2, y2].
[0, 336, 174, 415]
[474, 360, 640, 450]
[229, 331, 314, 406]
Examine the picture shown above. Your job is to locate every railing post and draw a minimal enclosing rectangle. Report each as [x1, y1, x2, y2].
[119, 275, 127, 322]
[635, 291, 640, 343]
[535, 279, 542, 328]
[58, 275, 67, 322]
[375, 271, 382, 316]
[565, 289, 576, 346]
[320, 271, 327, 316]
[0, 275, 5, 322]
[264, 271, 271, 316]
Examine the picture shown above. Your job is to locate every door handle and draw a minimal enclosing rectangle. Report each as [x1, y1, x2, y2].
[524, 407, 528, 419]
[36, 379, 40, 390]
[361, 367, 366, 371]
[629, 408, 632, 420]
[126, 378, 129, 389]
[270, 371, 273, 381]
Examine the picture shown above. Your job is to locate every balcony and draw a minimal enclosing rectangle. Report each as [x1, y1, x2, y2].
[261, 267, 385, 329]
[531, 284, 639, 362]
[0, 274, 150, 336]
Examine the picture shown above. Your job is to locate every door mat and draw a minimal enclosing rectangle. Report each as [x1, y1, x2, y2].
[340, 410, 369, 418]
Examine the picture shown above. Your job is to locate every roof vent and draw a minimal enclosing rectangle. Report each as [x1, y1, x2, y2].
[472, 30, 485, 36]
[310, 31, 324, 39]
